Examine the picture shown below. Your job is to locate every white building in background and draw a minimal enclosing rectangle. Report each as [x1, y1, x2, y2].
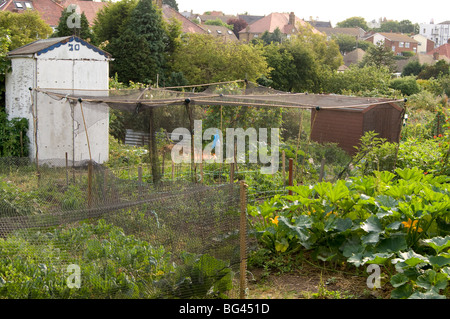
[419, 20, 450, 47]
[5, 36, 112, 166]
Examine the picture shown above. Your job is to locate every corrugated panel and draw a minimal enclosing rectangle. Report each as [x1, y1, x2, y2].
[125, 129, 150, 146]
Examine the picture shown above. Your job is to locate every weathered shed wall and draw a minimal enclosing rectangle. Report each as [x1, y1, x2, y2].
[6, 37, 110, 165]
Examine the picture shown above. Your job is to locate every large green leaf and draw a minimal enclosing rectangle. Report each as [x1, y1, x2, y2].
[428, 255, 450, 268]
[423, 236, 450, 254]
[390, 273, 409, 288]
[361, 215, 383, 233]
[376, 235, 407, 253]
[416, 269, 448, 292]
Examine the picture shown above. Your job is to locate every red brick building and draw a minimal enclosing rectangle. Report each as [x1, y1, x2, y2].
[365, 32, 419, 55]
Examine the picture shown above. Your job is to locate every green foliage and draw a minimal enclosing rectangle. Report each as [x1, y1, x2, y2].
[106, 0, 168, 84]
[171, 33, 269, 85]
[0, 219, 233, 299]
[0, 11, 52, 51]
[0, 112, 29, 157]
[262, 28, 342, 93]
[336, 16, 369, 31]
[418, 60, 450, 80]
[402, 60, 424, 77]
[248, 167, 450, 298]
[53, 7, 94, 41]
[389, 76, 421, 96]
[92, 0, 138, 46]
[203, 18, 233, 30]
[353, 131, 398, 176]
[323, 65, 392, 95]
[154, 252, 233, 298]
[360, 41, 397, 73]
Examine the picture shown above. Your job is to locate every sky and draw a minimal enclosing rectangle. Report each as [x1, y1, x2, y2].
[176, 0, 449, 26]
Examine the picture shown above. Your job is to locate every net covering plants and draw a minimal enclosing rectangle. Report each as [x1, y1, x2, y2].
[0, 158, 244, 299]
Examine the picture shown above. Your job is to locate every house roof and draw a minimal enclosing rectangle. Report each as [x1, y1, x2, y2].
[375, 32, 419, 43]
[201, 24, 237, 41]
[316, 27, 365, 39]
[1, 0, 107, 27]
[239, 12, 320, 35]
[162, 4, 206, 34]
[343, 48, 366, 66]
[7, 35, 111, 58]
[427, 43, 450, 59]
[237, 14, 264, 25]
[1, 0, 64, 27]
[62, 0, 107, 26]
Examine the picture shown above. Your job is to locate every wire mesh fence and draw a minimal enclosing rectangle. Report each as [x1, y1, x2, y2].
[0, 157, 247, 299]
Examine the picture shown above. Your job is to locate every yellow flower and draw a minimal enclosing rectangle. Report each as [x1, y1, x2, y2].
[402, 218, 423, 232]
[270, 216, 279, 226]
[326, 211, 337, 218]
[156, 270, 164, 276]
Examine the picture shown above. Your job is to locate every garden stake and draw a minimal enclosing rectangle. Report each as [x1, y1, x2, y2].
[239, 180, 248, 299]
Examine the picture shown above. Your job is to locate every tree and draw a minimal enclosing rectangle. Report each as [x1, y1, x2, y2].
[92, 0, 138, 46]
[402, 60, 424, 77]
[203, 18, 233, 30]
[227, 18, 248, 38]
[336, 17, 368, 31]
[0, 11, 52, 50]
[163, 0, 178, 11]
[360, 40, 397, 72]
[108, 0, 168, 84]
[53, 6, 94, 41]
[170, 33, 269, 85]
[418, 60, 450, 80]
[260, 27, 283, 45]
[323, 65, 392, 95]
[262, 27, 342, 93]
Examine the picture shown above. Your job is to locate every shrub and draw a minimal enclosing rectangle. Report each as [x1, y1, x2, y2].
[389, 76, 421, 96]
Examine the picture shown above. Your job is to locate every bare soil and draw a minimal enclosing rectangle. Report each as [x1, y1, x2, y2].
[246, 260, 393, 299]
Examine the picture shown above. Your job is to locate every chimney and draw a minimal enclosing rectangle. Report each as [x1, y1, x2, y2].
[433, 52, 439, 60]
[289, 12, 295, 25]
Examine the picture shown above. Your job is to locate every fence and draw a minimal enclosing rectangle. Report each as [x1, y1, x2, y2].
[0, 157, 248, 299]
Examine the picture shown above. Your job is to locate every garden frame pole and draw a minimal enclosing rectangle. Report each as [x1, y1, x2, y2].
[282, 150, 286, 186]
[148, 105, 161, 185]
[288, 158, 293, 195]
[239, 180, 248, 299]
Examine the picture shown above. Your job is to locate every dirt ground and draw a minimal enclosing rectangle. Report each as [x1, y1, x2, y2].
[246, 260, 393, 299]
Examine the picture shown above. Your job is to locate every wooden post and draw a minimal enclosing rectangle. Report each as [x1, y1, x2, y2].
[239, 180, 248, 299]
[230, 163, 234, 184]
[319, 158, 326, 182]
[148, 106, 161, 184]
[288, 158, 293, 195]
[171, 160, 175, 181]
[65, 152, 69, 186]
[138, 166, 143, 198]
[88, 160, 93, 208]
[282, 150, 286, 186]
[200, 161, 203, 183]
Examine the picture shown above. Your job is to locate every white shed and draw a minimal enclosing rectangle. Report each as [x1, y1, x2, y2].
[5, 36, 112, 166]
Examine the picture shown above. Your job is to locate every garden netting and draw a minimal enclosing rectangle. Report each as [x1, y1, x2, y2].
[0, 157, 246, 299]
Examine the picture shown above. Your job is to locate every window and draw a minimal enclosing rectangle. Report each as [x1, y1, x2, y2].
[423, 28, 426, 33]
[15, 2, 23, 8]
[413, 47, 417, 53]
[392, 46, 396, 52]
[405, 42, 410, 48]
[399, 42, 404, 47]
[25, 2, 32, 8]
